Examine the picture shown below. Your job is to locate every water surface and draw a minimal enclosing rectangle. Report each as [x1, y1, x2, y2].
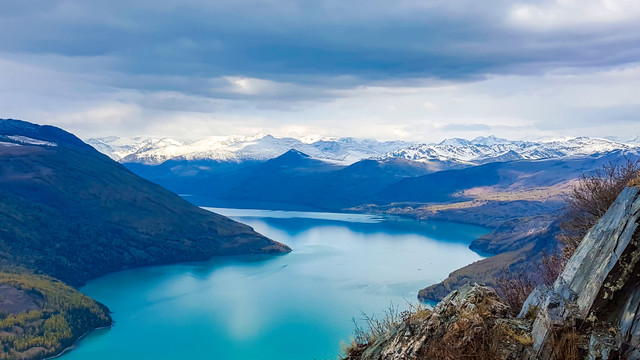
[61, 208, 486, 360]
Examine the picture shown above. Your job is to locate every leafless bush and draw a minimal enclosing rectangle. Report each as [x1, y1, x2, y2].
[495, 253, 566, 315]
[560, 158, 640, 257]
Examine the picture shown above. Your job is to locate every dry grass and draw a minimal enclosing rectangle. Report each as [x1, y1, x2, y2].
[548, 328, 584, 360]
[459, 182, 576, 202]
[342, 301, 434, 359]
[343, 302, 426, 357]
[629, 176, 640, 187]
[419, 320, 505, 360]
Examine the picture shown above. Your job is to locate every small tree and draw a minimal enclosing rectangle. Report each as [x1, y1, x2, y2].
[559, 158, 640, 257]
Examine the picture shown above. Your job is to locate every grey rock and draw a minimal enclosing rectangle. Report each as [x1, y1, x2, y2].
[518, 285, 549, 319]
[529, 185, 640, 356]
[587, 333, 618, 360]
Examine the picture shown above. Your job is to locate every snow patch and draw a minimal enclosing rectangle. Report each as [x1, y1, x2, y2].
[6, 136, 57, 147]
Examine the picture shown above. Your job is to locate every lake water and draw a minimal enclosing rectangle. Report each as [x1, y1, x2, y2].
[60, 208, 487, 360]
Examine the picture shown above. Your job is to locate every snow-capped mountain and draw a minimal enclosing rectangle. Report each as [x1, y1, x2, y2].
[87, 134, 639, 166]
[381, 136, 639, 164]
[85, 136, 166, 161]
[86, 134, 414, 165]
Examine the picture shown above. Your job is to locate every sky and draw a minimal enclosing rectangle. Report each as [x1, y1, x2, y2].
[1, 0, 640, 142]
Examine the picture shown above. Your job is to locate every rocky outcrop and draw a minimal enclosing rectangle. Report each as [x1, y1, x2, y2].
[521, 185, 640, 359]
[345, 284, 531, 360]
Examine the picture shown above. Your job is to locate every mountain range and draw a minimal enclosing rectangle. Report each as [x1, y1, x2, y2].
[86, 134, 413, 165]
[87, 134, 640, 167]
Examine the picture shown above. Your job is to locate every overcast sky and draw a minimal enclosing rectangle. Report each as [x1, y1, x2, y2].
[1, 0, 639, 142]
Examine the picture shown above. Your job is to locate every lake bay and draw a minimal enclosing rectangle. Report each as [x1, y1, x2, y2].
[61, 208, 486, 360]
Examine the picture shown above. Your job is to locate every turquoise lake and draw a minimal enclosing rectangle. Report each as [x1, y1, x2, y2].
[60, 208, 487, 360]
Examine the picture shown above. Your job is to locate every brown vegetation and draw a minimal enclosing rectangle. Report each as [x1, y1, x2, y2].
[0, 272, 111, 360]
[559, 158, 640, 257]
[494, 253, 566, 316]
[343, 284, 532, 360]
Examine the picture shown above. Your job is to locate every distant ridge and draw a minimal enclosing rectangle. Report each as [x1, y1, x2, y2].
[86, 134, 414, 165]
[381, 136, 639, 164]
[87, 133, 639, 167]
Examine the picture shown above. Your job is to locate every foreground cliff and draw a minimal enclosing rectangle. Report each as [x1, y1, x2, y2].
[523, 183, 640, 359]
[344, 182, 640, 359]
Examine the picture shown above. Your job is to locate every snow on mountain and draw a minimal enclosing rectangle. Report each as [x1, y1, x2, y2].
[6, 135, 57, 147]
[87, 134, 639, 166]
[0, 135, 57, 147]
[86, 135, 414, 165]
[85, 136, 163, 161]
[382, 136, 638, 163]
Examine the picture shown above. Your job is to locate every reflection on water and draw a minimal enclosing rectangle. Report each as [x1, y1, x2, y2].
[61, 208, 487, 360]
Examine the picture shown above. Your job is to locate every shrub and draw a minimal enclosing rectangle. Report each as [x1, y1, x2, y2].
[559, 158, 640, 257]
[494, 253, 566, 315]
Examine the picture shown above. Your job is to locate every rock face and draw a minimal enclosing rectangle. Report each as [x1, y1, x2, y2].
[522, 185, 640, 359]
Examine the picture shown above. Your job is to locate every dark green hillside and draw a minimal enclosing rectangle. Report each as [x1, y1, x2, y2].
[0, 119, 290, 286]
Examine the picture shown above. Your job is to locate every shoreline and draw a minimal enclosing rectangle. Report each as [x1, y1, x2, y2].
[45, 323, 114, 360]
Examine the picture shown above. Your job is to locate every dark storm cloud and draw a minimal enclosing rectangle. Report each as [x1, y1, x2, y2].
[3, 0, 639, 91]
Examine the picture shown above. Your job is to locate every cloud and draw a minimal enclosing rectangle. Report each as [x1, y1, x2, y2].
[0, 0, 639, 141]
[509, 0, 640, 30]
[442, 124, 492, 132]
[3, 0, 639, 83]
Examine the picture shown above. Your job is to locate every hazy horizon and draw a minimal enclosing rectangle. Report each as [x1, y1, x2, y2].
[81, 131, 640, 145]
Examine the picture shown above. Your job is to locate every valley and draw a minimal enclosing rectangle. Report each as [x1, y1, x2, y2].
[2, 119, 640, 359]
[4, 1, 640, 357]
[90, 132, 640, 306]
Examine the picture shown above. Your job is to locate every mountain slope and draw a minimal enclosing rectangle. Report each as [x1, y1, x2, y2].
[0, 119, 289, 286]
[373, 152, 639, 205]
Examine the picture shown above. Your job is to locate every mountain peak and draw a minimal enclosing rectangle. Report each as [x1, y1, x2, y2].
[279, 149, 311, 159]
[470, 135, 511, 146]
